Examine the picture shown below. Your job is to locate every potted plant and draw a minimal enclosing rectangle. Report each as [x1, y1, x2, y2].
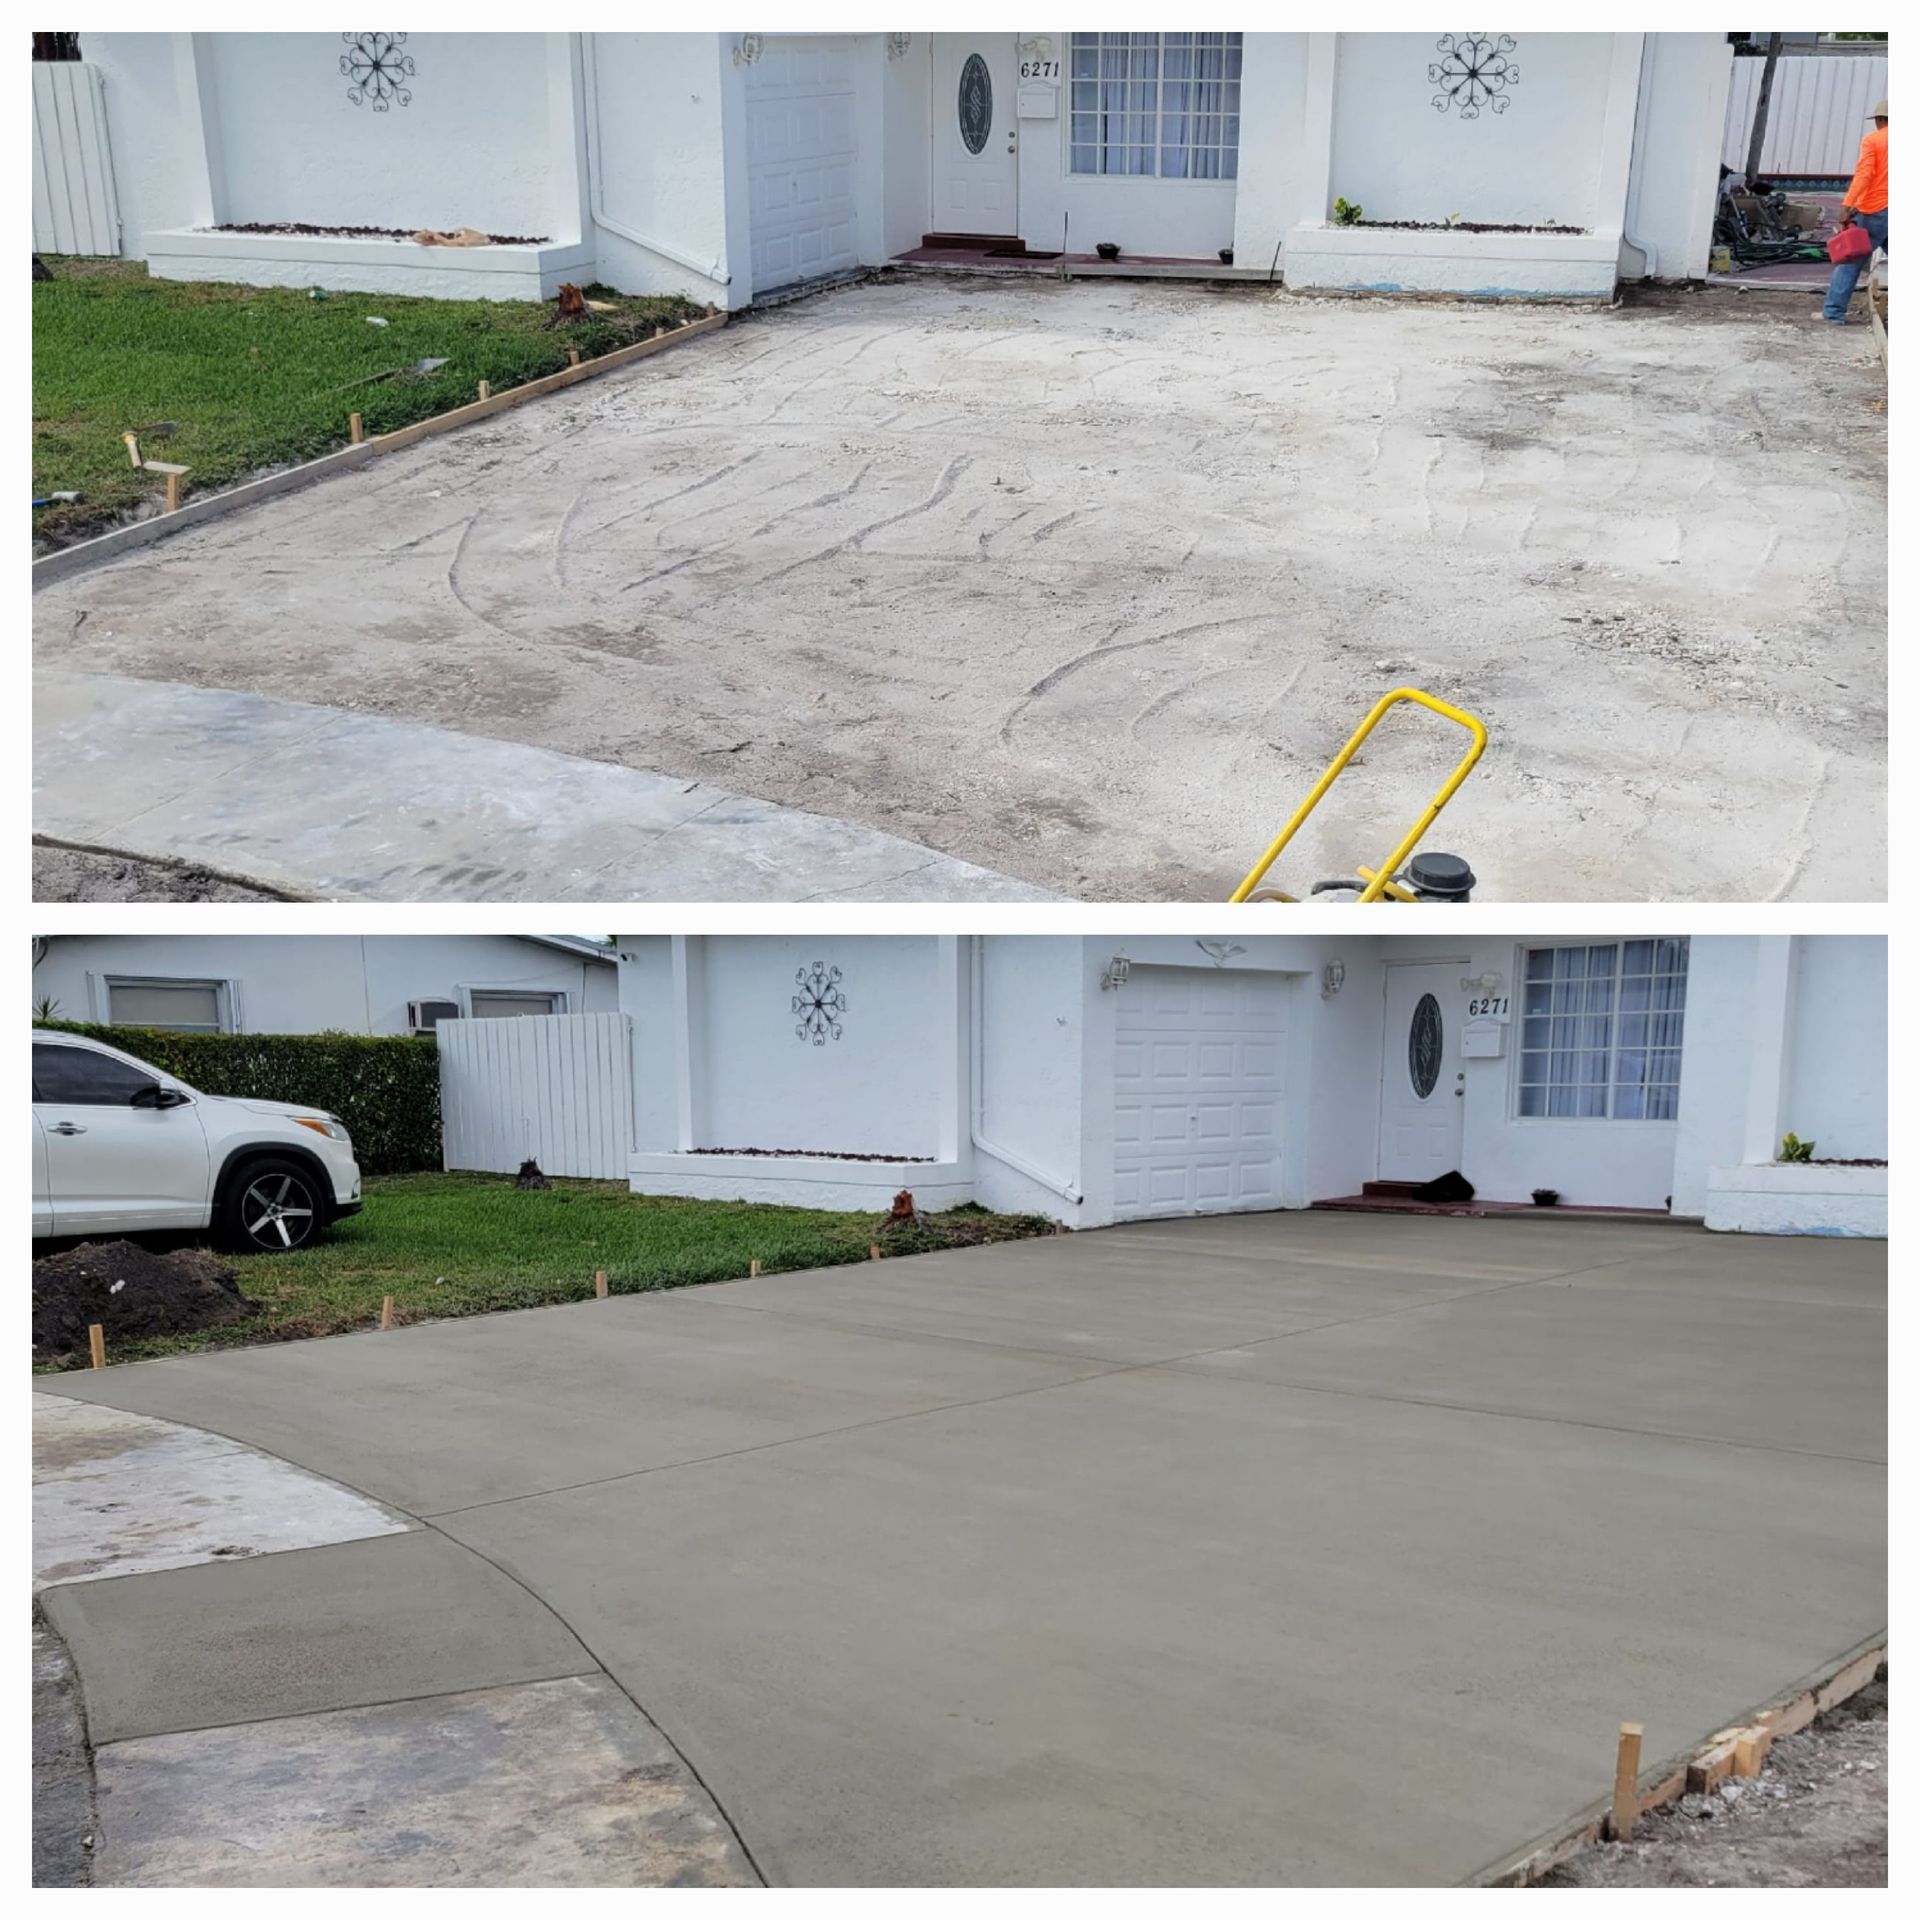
[1095, 241, 1121, 261]
[1530, 1187, 1560, 1207]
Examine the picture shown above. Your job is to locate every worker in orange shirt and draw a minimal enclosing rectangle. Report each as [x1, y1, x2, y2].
[1824, 97, 1888, 323]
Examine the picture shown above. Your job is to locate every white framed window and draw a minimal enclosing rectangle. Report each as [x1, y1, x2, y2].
[1517, 941, 1688, 1121]
[466, 989, 566, 1019]
[1069, 32, 1242, 180]
[103, 976, 233, 1033]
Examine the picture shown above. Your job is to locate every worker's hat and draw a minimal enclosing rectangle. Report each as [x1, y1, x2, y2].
[1869, 98, 1887, 119]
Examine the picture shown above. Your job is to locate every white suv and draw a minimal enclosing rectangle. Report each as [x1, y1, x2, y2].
[32, 1031, 363, 1253]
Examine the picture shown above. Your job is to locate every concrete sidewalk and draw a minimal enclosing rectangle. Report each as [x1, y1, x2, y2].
[33, 669, 1056, 903]
[39, 1213, 1886, 1886]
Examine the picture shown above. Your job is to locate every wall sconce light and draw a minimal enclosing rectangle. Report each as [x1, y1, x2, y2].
[886, 33, 912, 61]
[1321, 960, 1346, 1000]
[733, 35, 764, 67]
[1459, 970, 1505, 995]
[1018, 36, 1054, 57]
[1099, 954, 1131, 992]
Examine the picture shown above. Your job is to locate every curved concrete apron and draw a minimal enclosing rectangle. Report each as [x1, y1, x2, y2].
[35, 1214, 1887, 1886]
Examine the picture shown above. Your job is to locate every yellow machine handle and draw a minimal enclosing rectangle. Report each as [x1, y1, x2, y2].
[1230, 688, 1488, 904]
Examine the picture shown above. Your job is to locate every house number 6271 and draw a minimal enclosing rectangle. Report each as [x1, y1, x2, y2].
[1019, 60, 1060, 81]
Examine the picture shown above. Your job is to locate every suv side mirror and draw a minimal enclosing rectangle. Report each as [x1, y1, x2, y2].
[131, 1084, 190, 1110]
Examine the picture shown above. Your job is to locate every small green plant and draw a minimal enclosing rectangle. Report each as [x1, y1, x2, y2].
[33, 994, 60, 1020]
[1779, 1132, 1817, 1163]
[1333, 197, 1364, 227]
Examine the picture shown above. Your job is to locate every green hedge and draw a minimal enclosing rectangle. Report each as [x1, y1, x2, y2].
[34, 1022, 440, 1175]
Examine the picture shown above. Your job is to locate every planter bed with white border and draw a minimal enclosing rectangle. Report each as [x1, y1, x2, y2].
[1703, 1161, 1888, 1238]
[143, 227, 595, 302]
[629, 1151, 973, 1214]
[1284, 220, 1621, 298]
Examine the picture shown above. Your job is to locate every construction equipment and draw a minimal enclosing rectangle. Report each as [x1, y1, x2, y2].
[1231, 687, 1487, 903]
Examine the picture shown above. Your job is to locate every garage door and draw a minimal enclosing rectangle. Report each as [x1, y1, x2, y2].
[1112, 967, 1290, 1221]
[745, 38, 860, 297]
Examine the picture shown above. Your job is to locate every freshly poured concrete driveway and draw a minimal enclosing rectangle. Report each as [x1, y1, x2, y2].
[42, 1213, 1885, 1886]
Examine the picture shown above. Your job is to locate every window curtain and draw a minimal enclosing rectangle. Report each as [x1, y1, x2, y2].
[1070, 32, 1241, 179]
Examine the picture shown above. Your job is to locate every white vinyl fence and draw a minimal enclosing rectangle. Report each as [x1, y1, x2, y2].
[1723, 52, 1889, 178]
[439, 1012, 633, 1181]
[32, 63, 121, 255]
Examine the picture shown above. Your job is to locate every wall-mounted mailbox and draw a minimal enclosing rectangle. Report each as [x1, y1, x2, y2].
[1462, 1017, 1506, 1059]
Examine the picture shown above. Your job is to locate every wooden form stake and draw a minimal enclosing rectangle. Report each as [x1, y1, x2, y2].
[595, 1269, 609, 1299]
[568, 347, 582, 367]
[349, 412, 364, 444]
[869, 1243, 882, 1261]
[477, 379, 491, 402]
[88, 1323, 106, 1370]
[379, 1294, 395, 1330]
[749, 1259, 762, 1278]
[1609, 1723, 1644, 1841]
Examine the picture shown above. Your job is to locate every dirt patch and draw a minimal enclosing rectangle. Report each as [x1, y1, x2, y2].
[34, 846, 289, 903]
[687, 1147, 934, 1162]
[32, 276, 1886, 902]
[211, 220, 550, 245]
[1542, 1673, 1888, 1888]
[33, 1607, 94, 1887]
[34, 1242, 258, 1366]
[1347, 220, 1587, 234]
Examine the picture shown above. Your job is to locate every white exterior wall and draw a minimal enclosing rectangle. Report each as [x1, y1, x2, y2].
[1623, 34, 1734, 281]
[604, 935, 1882, 1233]
[200, 34, 574, 240]
[586, 33, 734, 302]
[619, 934, 971, 1211]
[1013, 27, 1237, 260]
[971, 935, 1090, 1220]
[880, 36, 933, 260]
[34, 936, 615, 1036]
[82, 34, 223, 251]
[1786, 940, 1888, 1163]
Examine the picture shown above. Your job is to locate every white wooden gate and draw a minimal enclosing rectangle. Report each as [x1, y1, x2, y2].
[32, 63, 121, 256]
[439, 1012, 633, 1180]
[1723, 52, 1890, 178]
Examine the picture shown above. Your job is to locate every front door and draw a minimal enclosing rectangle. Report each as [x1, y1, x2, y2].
[931, 36, 1019, 237]
[1377, 963, 1466, 1183]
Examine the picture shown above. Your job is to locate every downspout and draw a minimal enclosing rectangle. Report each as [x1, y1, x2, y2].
[969, 936, 1083, 1207]
[1620, 32, 1660, 281]
[580, 33, 731, 287]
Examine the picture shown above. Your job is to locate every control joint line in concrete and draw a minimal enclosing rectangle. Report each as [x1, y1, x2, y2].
[421, 1524, 770, 1889]
[1150, 1366, 1890, 1468]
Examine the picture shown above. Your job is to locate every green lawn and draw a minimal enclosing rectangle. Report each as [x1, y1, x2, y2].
[32, 258, 703, 543]
[57, 1173, 1056, 1365]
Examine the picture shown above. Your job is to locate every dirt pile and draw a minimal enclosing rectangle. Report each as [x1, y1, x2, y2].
[33, 1241, 257, 1365]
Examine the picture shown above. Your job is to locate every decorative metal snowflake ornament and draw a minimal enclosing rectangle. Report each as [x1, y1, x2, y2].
[1429, 34, 1519, 120]
[341, 33, 415, 112]
[793, 962, 847, 1046]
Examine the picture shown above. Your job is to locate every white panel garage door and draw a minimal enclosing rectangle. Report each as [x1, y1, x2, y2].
[1112, 967, 1290, 1221]
[746, 38, 860, 297]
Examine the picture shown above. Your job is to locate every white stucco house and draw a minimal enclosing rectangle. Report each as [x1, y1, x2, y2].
[32, 934, 615, 1036]
[57, 30, 1732, 304]
[611, 934, 1886, 1238]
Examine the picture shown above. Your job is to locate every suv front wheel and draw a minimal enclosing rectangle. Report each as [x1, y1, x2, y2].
[217, 1157, 327, 1254]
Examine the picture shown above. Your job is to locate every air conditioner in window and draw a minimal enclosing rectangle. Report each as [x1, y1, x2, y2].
[407, 998, 462, 1035]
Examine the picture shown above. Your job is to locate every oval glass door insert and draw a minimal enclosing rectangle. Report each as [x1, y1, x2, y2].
[1409, 993, 1443, 1099]
[958, 54, 993, 155]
